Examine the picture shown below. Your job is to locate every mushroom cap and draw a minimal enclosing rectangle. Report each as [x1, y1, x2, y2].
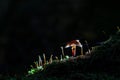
[65, 40, 82, 48]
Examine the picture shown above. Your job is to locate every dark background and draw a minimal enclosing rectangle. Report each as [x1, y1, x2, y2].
[0, 0, 120, 72]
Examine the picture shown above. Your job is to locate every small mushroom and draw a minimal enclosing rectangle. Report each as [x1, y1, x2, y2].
[55, 56, 59, 62]
[49, 54, 53, 64]
[60, 55, 63, 61]
[46, 61, 49, 64]
[43, 53, 46, 65]
[38, 55, 42, 66]
[61, 46, 65, 57]
[65, 40, 83, 56]
[34, 61, 38, 68]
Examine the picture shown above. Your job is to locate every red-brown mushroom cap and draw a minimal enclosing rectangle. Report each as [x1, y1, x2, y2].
[65, 40, 82, 48]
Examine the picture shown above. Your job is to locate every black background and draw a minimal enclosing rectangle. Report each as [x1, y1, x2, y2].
[0, 0, 120, 68]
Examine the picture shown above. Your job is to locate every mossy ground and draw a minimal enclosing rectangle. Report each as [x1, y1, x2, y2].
[1, 30, 120, 80]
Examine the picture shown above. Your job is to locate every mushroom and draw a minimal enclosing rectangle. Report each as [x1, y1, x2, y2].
[55, 56, 59, 62]
[61, 46, 65, 57]
[38, 55, 42, 66]
[60, 55, 63, 61]
[34, 61, 38, 68]
[65, 40, 83, 56]
[55, 56, 58, 60]
[46, 61, 49, 64]
[43, 53, 46, 65]
[49, 54, 53, 64]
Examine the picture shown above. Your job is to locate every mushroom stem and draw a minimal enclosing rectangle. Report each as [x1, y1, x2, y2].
[60, 55, 63, 61]
[71, 46, 76, 56]
[38, 55, 42, 66]
[43, 53, 46, 65]
[88, 49, 91, 54]
[46, 61, 49, 64]
[81, 46, 83, 55]
[34, 61, 38, 68]
[55, 56, 58, 60]
[61, 46, 65, 57]
[55, 56, 59, 62]
[49, 54, 53, 64]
